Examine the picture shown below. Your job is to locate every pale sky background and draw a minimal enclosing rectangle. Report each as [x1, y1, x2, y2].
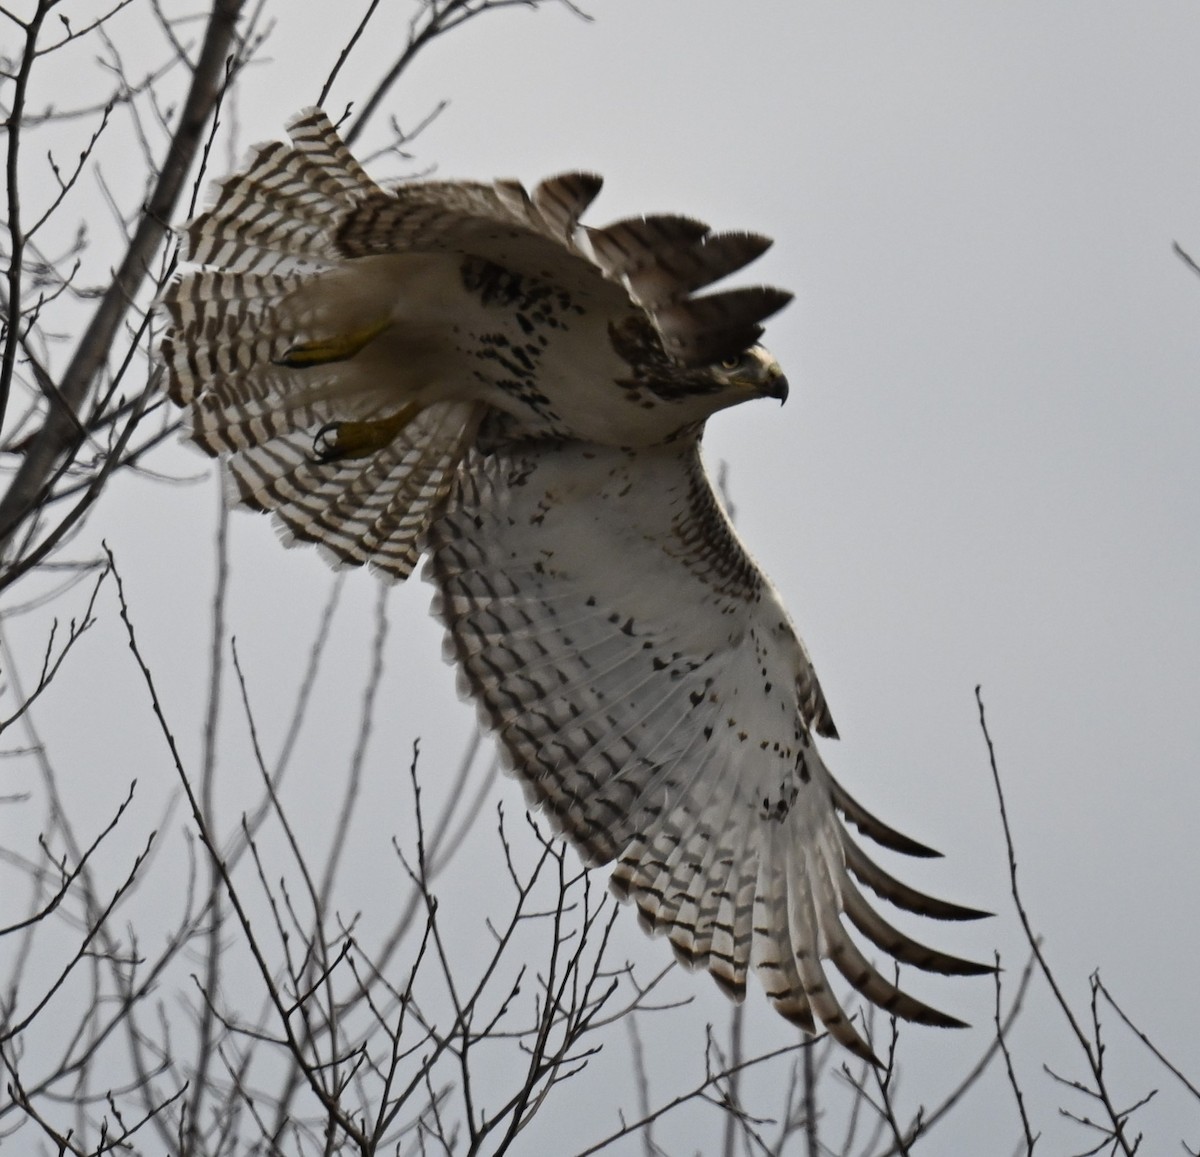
[4, 2, 1200, 1154]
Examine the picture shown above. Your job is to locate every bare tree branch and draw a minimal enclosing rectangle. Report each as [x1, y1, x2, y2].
[0, 0, 247, 576]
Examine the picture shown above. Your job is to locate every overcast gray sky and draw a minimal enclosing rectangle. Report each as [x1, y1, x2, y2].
[5, 2, 1200, 1153]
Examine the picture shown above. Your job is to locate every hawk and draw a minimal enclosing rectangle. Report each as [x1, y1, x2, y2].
[160, 108, 989, 1062]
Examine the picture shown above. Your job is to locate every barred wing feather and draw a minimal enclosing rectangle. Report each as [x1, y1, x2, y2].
[425, 437, 989, 1063]
[228, 400, 481, 578]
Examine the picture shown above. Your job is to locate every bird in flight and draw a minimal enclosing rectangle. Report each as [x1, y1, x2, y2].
[160, 107, 989, 1062]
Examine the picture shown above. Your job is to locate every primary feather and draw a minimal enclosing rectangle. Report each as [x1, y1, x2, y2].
[425, 435, 988, 1062]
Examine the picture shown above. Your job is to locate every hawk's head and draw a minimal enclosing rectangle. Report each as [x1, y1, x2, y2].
[710, 345, 789, 405]
[610, 315, 791, 439]
[639, 343, 790, 430]
[611, 342, 790, 444]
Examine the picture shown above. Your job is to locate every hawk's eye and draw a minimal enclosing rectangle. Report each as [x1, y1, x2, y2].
[719, 355, 742, 371]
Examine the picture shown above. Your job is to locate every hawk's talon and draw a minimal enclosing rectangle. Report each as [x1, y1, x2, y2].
[310, 404, 422, 463]
[312, 422, 343, 462]
[275, 317, 391, 369]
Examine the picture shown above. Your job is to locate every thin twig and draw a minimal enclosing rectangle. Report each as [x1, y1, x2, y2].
[976, 686, 1140, 1157]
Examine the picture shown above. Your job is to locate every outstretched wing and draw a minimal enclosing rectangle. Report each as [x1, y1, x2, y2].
[425, 436, 989, 1062]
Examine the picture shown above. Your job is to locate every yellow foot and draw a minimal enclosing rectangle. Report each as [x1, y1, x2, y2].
[313, 403, 421, 463]
[275, 317, 391, 368]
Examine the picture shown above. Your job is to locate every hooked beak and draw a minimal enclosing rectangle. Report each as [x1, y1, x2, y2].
[764, 366, 789, 404]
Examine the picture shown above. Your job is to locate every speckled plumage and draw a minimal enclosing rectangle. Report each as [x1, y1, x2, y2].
[426, 436, 989, 1062]
[159, 108, 989, 1062]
